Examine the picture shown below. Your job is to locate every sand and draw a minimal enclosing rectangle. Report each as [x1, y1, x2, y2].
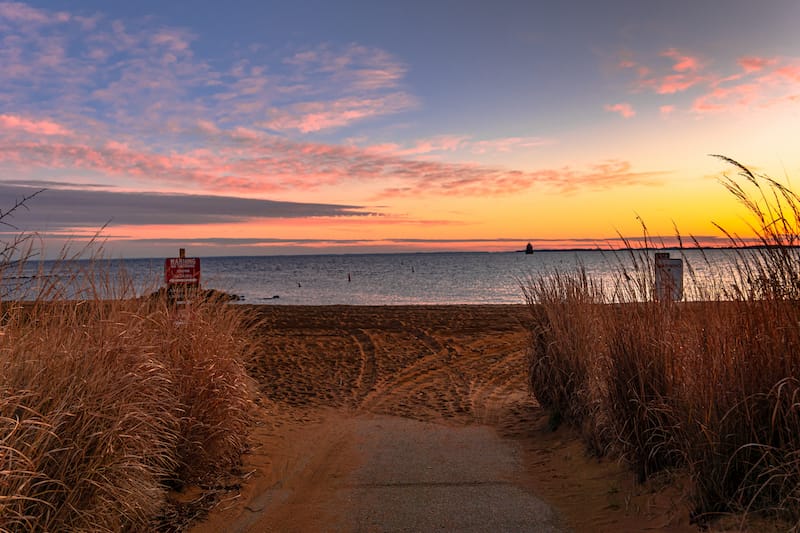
[186, 305, 695, 532]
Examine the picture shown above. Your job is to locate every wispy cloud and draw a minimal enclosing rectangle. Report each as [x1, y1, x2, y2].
[776, 64, 800, 82]
[0, 114, 72, 135]
[283, 43, 408, 92]
[0, 3, 413, 138]
[0, 1, 662, 232]
[263, 93, 417, 133]
[0, 113, 654, 198]
[621, 48, 706, 95]
[373, 159, 665, 198]
[361, 135, 467, 157]
[692, 83, 760, 113]
[738, 56, 777, 73]
[604, 102, 636, 118]
[0, 1, 69, 24]
[616, 47, 800, 114]
[661, 48, 702, 73]
[468, 136, 553, 154]
[362, 135, 552, 157]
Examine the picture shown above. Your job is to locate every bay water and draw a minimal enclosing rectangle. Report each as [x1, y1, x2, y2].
[3, 248, 748, 305]
[83, 248, 742, 304]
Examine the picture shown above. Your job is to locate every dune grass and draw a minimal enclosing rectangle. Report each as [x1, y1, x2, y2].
[0, 219, 257, 531]
[523, 158, 800, 527]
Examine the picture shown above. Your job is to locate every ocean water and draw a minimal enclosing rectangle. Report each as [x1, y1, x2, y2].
[2, 249, 745, 305]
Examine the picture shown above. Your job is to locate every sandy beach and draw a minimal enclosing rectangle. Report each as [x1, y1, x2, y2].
[187, 305, 694, 532]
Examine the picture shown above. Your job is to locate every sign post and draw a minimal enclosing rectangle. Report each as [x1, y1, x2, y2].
[165, 248, 201, 305]
[654, 252, 683, 302]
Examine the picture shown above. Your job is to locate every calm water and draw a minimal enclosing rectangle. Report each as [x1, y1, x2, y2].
[3, 249, 747, 305]
[10, 249, 742, 305]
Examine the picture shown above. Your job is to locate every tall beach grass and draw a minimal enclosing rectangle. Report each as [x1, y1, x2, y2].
[0, 209, 257, 531]
[524, 158, 800, 527]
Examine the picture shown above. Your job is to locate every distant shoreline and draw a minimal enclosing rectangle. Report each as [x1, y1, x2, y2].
[32, 244, 784, 262]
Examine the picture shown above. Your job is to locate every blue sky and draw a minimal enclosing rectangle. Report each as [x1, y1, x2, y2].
[2, 1, 800, 257]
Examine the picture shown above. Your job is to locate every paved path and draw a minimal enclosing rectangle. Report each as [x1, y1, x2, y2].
[217, 413, 566, 533]
[343, 416, 565, 532]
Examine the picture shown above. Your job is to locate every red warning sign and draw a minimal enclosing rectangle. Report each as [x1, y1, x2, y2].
[164, 257, 201, 285]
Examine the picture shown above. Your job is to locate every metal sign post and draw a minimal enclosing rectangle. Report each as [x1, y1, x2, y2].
[165, 248, 201, 306]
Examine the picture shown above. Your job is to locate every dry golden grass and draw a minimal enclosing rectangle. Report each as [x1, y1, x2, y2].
[524, 158, 800, 528]
[521, 269, 610, 451]
[0, 230, 257, 531]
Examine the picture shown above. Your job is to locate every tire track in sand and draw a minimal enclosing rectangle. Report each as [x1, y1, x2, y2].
[359, 324, 474, 421]
[350, 328, 377, 408]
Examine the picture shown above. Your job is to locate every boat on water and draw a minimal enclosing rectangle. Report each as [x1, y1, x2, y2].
[525, 242, 534, 255]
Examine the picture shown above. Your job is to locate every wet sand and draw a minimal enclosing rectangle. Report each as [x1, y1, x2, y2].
[188, 305, 694, 532]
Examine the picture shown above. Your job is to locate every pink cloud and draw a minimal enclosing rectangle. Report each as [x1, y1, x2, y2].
[653, 73, 704, 94]
[775, 65, 800, 82]
[738, 56, 777, 73]
[195, 119, 220, 135]
[662, 48, 701, 72]
[373, 159, 663, 199]
[691, 58, 800, 113]
[693, 83, 759, 112]
[352, 67, 405, 91]
[364, 135, 469, 157]
[604, 102, 636, 118]
[261, 44, 413, 132]
[619, 48, 706, 95]
[469, 137, 552, 154]
[283, 43, 408, 92]
[361, 142, 402, 155]
[0, 119, 662, 200]
[150, 30, 191, 53]
[0, 1, 68, 24]
[362, 136, 552, 158]
[659, 105, 675, 117]
[412, 135, 465, 153]
[0, 6, 414, 138]
[617, 48, 800, 114]
[0, 140, 262, 192]
[263, 93, 417, 133]
[0, 4, 660, 206]
[629, 49, 707, 94]
[0, 114, 72, 135]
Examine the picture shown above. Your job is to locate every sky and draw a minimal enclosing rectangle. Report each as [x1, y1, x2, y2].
[1, 0, 800, 258]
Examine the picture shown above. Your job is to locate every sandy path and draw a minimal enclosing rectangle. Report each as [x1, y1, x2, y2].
[189, 305, 693, 532]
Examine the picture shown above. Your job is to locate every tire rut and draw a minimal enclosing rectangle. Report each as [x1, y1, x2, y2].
[350, 328, 378, 408]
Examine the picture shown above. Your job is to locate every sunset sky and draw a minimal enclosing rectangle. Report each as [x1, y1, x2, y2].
[1, 0, 800, 258]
